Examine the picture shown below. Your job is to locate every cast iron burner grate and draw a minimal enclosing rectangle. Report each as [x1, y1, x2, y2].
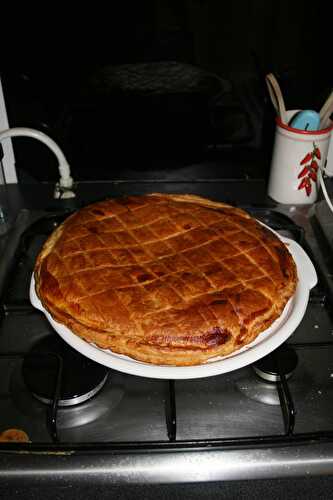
[22, 336, 109, 407]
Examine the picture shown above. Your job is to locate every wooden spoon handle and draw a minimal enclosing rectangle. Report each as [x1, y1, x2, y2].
[319, 90, 333, 128]
[319, 90, 333, 118]
[265, 73, 287, 124]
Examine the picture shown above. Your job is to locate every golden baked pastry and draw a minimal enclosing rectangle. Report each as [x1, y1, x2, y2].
[34, 194, 297, 366]
[0, 429, 30, 442]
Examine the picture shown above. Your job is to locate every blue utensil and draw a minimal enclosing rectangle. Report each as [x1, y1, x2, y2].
[289, 110, 320, 131]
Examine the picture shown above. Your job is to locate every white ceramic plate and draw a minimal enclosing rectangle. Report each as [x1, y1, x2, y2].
[30, 229, 317, 380]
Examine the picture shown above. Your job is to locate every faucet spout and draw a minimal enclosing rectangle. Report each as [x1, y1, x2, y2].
[0, 127, 75, 199]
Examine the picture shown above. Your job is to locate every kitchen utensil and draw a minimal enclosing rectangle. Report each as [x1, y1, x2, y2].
[289, 109, 320, 131]
[265, 73, 287, 124]
[30, 228, 317, 380]
[319, 89, 333, 128]
[0, 149, 11, 235]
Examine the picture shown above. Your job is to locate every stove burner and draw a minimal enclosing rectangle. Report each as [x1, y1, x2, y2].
[253, 345, 298, 383]
[22, 336, 109, 407]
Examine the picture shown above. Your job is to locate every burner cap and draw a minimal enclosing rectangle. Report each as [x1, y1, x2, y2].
[22, 336, 108, 407]
[253, 345, 298, 382]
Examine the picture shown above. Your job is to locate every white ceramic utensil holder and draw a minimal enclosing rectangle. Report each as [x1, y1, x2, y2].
[268, 110, 333, 204]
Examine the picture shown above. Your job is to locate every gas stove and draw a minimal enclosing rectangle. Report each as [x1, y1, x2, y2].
[1, 183, 333, 498]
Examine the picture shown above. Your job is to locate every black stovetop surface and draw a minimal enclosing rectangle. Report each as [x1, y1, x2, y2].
[1, 182, 333, 499]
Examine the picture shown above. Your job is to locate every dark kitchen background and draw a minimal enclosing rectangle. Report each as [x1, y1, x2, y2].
[1, 1, 331, 184]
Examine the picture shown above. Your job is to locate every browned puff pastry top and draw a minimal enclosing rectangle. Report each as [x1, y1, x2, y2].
[34, 194, 297, 366]
[0, 429, 30, 442]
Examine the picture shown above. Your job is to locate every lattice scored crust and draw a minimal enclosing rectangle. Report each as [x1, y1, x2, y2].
[34, 194, 297, 366]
